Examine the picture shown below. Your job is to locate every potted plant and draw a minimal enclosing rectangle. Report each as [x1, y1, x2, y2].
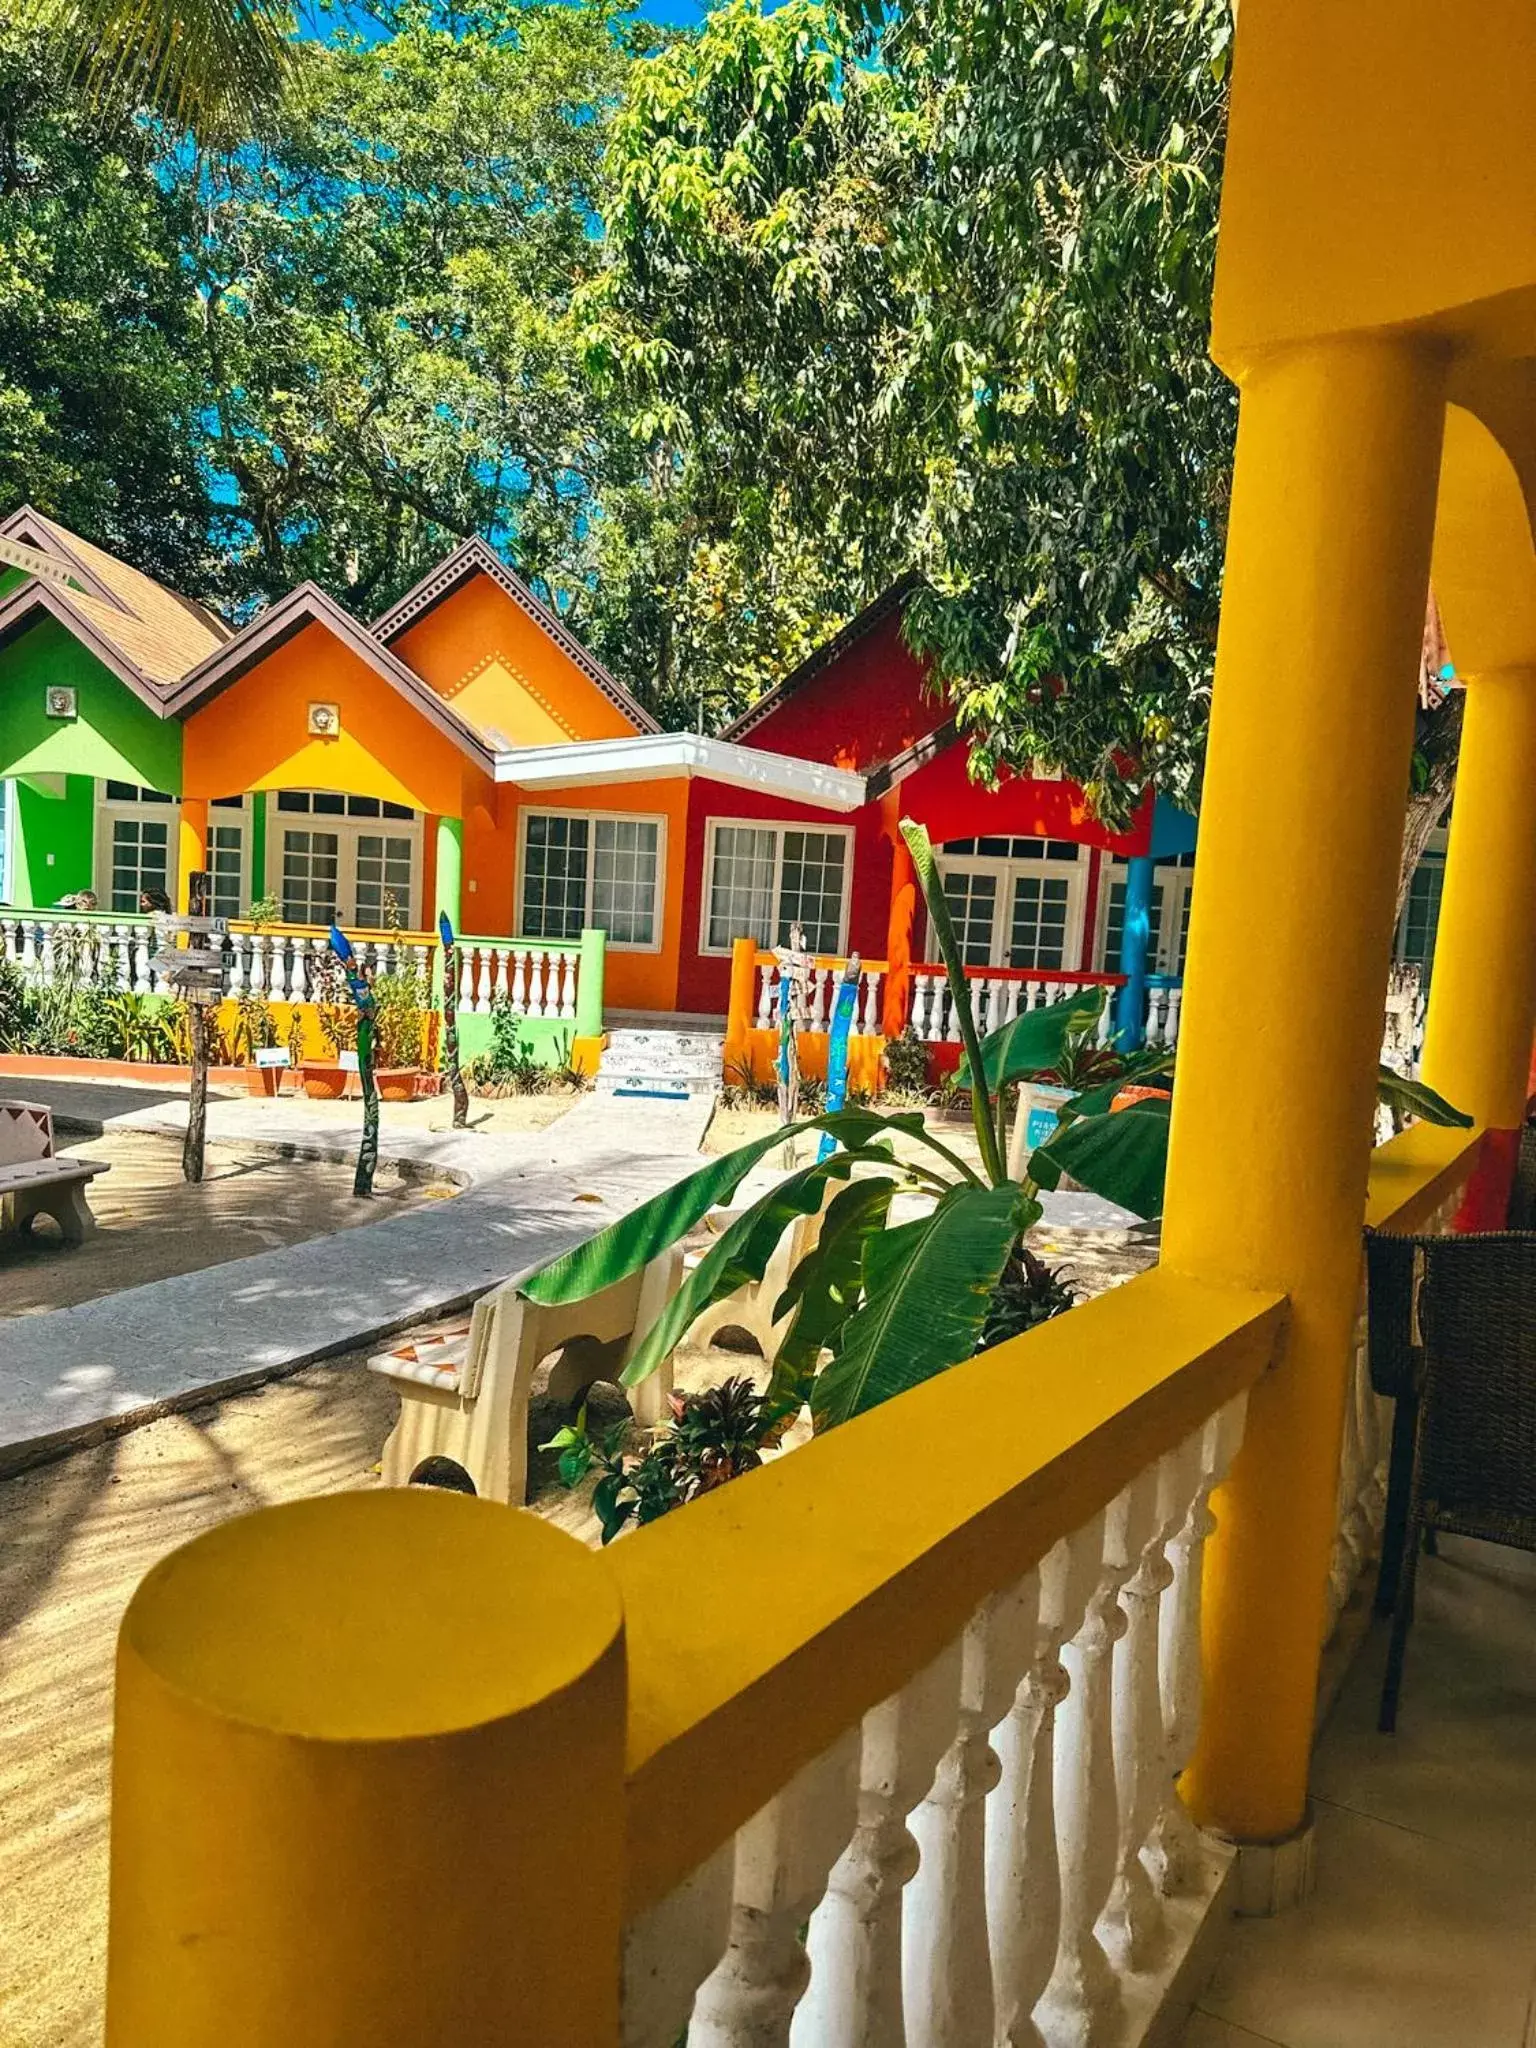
[301, 950, 359, 1098]
[370, 896, 428, 1100]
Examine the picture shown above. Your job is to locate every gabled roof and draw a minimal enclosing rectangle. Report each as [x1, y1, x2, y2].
[721, 574, 922, 744]
[0, 576, 168, 713]
[0, 506, 228, 686]
[371, 536, 661, 735]
[165, 581, 496, 776]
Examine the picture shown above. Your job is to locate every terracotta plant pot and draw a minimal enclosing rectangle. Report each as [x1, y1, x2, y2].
[300, 1062, 350, 1101]
[246, 1064, 286, 1098]
[376, 1068, 420, 1103]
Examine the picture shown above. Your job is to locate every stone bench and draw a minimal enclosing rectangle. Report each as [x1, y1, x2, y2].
[0, 1100, 108, 1246]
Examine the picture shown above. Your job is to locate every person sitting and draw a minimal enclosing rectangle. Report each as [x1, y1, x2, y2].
[139, 887, 173, 914]
[52, 889, 98, 912]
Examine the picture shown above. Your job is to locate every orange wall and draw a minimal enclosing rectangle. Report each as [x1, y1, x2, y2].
[181, 622, 492, 823]
[479, 777, 689, 1012]
[392, 577, 641, 747]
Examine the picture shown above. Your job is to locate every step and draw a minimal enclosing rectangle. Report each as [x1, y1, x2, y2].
[595, 1026, 724, 1101]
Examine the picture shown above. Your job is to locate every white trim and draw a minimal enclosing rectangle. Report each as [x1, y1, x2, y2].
[493, 731, 866, 812]
[94, 780, 180, 913]
[1095, 856, 1195, 976]
[699, 815, 856, 958]
[515, 804, 668, 955]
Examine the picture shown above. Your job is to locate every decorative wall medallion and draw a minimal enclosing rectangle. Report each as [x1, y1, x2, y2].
[45, 685, 77, 720]
[307, 701, 340, 737]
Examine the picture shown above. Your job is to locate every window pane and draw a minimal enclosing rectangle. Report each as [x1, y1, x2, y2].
[276, 790, 309, 812]
[209, 824, 243, 921]
[942, 871, 998, 968]
[707, 825, 777, 950]
[592, 818, 660, 945]
[105, 779, 137, 803]
[281, 829, 339, 925]
[382, 801, 414, 821]
[354, 833, 414, 929]
[211, 794, 244, 810]
[1400, 859, 1444, 972]
[521, 814, 590, 941]
[777, 830, 847, 953]
[347, 796, 381, 818]
[313, 791, 345, 816]
[1103, 878, 1164, 971]
[1007, 874, 1071, 970]
[109, 817, 171, 913]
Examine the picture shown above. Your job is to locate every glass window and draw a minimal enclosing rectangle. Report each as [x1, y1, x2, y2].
[522, 813, 591, 941]
[1400, 859, 1444, 971]
[1008, 874, 1072, 969]
[592, 818, 660, 945]
[1103, 878, 1165, 970]
[208, 823, 243, 921]
[211, 794, 244, 811]
[277, 790, 310, 812]
[106, 779, 137, 803]
[707, 825, 778, 949]
[282, 830, 339, 926]
[942, 871, 998, 968]
[777, 830, 847, 952]
[109, 817, 171, 912]
[355, 834, 414, 929]
[347, 796, 381, 818]
[313, 791, 345, 816]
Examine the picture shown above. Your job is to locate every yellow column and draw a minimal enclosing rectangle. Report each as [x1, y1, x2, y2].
[1420, 667, 1536, 1130]
[1162, 336, 1447, 1845]
[176, 796, 208, 913]
[107, 1492, 626, 2046]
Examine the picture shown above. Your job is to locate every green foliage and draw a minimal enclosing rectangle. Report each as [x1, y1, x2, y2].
[543, 1377, 773, 1544]
[371, 896, 427, 1069]
[980, 1242, 1079, 1351]
[881, 1026, 932, 1098]
[956, 985, 1108, 1094]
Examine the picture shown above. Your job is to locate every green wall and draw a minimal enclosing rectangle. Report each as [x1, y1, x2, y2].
[0, 617, 182, 908]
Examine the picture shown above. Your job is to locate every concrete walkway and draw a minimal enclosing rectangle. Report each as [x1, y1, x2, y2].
[0, 1081, 713, 1472]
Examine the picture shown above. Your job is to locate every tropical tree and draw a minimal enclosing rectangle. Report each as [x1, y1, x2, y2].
[16, 0, 295, 142]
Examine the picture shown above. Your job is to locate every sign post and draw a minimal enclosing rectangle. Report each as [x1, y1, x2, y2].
[438, 912, 469, 1130]
[151, 875, 227, 1184]
[330, 923, 379, 1197]
[774, 922, 812, 1129]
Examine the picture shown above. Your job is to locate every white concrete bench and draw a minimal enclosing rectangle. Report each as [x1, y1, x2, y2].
[0, 1100, 107, 1246]
[369, 1249, 683, 1504]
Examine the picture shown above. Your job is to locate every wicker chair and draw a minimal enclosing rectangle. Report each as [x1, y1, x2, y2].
[1367, 1230, 1536, 1732]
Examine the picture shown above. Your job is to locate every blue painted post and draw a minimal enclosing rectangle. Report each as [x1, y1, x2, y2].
[1115, 855, 1155, 1051]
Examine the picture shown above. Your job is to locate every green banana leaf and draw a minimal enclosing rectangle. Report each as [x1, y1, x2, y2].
[618, 1151, 864, 1388]
[521, 1106, 922, 1306]
[1376, 1065, 1472, 1128]
[810, 1181, 1031, 1430]
[957, 986, 1108, 1093]
[1030, 1097, 1173, 1220]
[1061, 1047, 1176, 1120]
[899, 818, 1007, 1183]
[764, 1175, 897, 1421]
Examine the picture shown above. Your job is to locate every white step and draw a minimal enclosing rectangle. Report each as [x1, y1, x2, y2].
[596, 1027, 724, 1100]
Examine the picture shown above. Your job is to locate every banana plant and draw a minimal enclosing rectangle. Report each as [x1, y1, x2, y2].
[524, 816, 1471, 1436]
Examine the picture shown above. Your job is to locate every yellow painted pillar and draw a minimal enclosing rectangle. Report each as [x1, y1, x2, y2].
[1420, 668, 1536, 1130]
[1162, 335, 1447, 1845]
[724, 934, 759, 1082]
[107, 1492, 626, 2046]
[176, 796, 208, 913]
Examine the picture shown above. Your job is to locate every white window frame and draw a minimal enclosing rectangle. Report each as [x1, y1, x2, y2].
[1095, 856, 1195, 977]
[699, 816, 855, 958]
[936, 840, 1089, 971]
[516, 805, 668, 954]
[1394, 825, 1448, 969]
[273, 791, 424, 929]
[95, 780, 180, 913]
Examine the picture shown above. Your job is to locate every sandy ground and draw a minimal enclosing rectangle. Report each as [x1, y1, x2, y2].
[0, 1131, 442, 1318]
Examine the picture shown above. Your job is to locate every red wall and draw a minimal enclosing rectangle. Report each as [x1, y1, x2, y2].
[894, 745, 1153, 857]
[740, 612, 939, 770]
[676, 779, 895, 1014]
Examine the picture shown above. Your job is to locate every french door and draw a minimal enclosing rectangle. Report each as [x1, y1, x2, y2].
[936, 836, 1090, 971]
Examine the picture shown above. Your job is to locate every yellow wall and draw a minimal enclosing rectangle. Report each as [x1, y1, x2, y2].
[393, 577, 641, 747]
[1213, 0, 1536, 369]
[181, 621, 492, 823]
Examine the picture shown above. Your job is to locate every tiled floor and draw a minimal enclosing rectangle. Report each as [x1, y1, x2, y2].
[1180, 1535, 1536, 2048]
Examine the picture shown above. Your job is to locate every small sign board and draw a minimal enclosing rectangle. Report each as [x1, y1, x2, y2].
[153, 914, 229, 936]
[255, 1047, 292, 1069]
[152, 946, 225, 976]
[339, 1050, 360, 1073]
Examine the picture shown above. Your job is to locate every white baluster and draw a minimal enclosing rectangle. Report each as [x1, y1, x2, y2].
[19, 921, 38, 978]
[272, 935, 293, 1003]
[756, 964, 775, 1029]
[492, 945, 511, 1007]
[794, 1641, 962, 2048]
[109, 923, 130, 989]
[135, 928, 155, 995]
[911, 972, 932, 1041]
[474, 944, 493, 1012]
[249, 933, 269, 999]
[1163, 985, 1182, 1047]
[1145, 987, 1166, 1049]
[510, 947, 528, 1014]
[905, 1576, 1038, 2048]
[1144, 1396, 1249, 1900]
[987, 1519, 1105, 2048]
[863, 968, 882, 1035]
[226, 932, 247, 998]
[1095, 998, 1114, 1049]
[945, 980, 964, 1043]
[1037, 1471, 1160, 2048]
[623, 1841, 735, 2048]
[691, 1729, 862, 2048]
[39, 924, 57, 987]
[1099, 1438, 1203, 1974]
[532, 950, 551, 1017]
[559, 951, 577, 1018]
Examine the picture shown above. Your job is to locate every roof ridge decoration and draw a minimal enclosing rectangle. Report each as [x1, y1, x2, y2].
[721, 572, 924, 743]
[0, 506, 133, 616]
[165, 580, 496, 775]
[370, 535, 661, 735]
